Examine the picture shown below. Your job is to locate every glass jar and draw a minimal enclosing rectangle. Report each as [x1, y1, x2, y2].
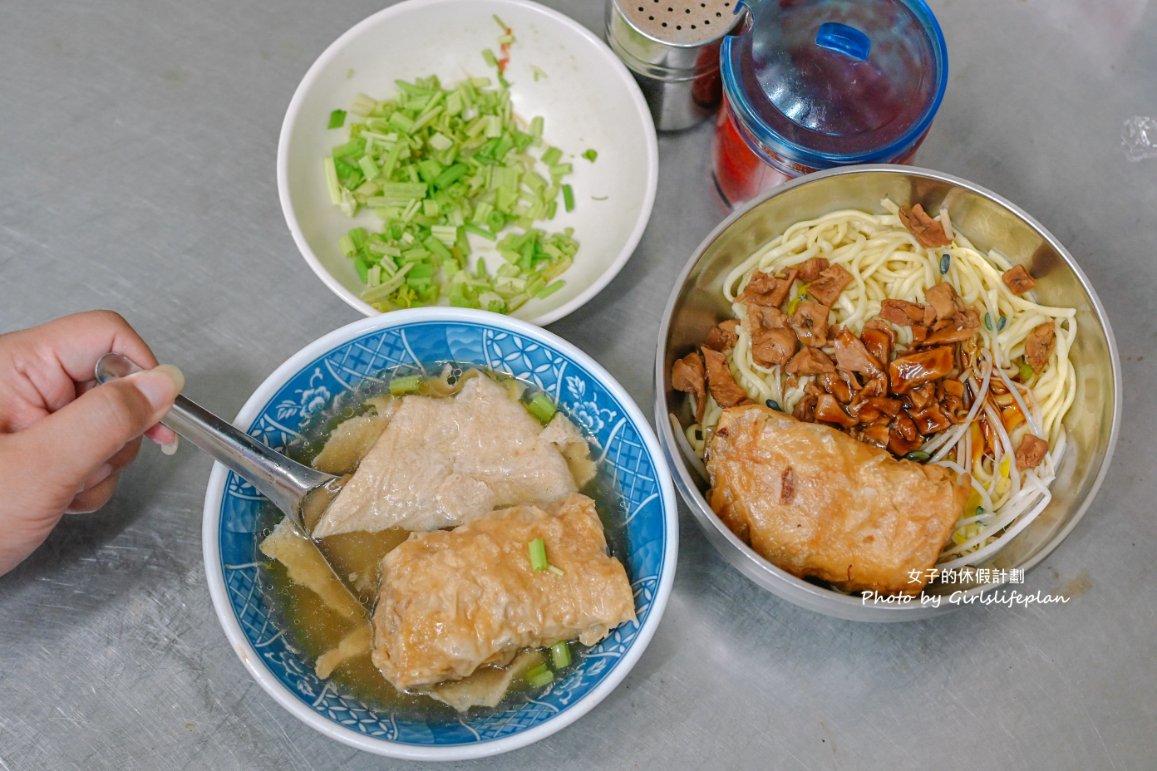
[713, 0, 948, 208]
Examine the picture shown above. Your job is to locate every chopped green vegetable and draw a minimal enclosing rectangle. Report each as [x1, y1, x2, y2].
[939, 253, 950, 274]
[540, 146, 562, 166]
[526, 663, 554, 688]
[582, 148, 598, 162]
[389, 375, 422, 395]
[984, 312, 994, 331]
[328, 109, 347, 129]
[1018, 360, 1035, 381]
[526, 392, 557, 424]
[550, 641, 572, 669]
[765, 399, 781, 411]
[528, 538, 549, 572]
[997, 315, 1007, 331]
[322, 49, 580, 313]
[904, 450, 932, 463]
[536, 279, 564, 300]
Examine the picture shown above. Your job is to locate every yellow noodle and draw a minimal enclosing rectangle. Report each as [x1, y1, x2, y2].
[685, 202, 1078, 566]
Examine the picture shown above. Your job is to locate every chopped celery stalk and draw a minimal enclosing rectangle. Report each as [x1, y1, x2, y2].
[354, 256, 370, 283]
[528, 538, 548, 572]
[526, 663, 553, 689]
[536, 279, 565, 300]
[464, 223, 497, 240]
[328, 109, 347, 129]
[323, 40, 582, 314]
[541, 146, 562, 166]
[323, 156, 342, 206]
[526, 392, 557, 424]
[358, 155, 380, 181]
[388, 375, 422, 395]
[550, 641, 571, 669]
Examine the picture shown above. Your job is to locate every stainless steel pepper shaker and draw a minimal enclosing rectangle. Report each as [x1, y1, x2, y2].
[605, 0, 742, 132]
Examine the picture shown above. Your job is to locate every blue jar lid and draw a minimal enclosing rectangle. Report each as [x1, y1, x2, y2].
[721, 0, 948, 168]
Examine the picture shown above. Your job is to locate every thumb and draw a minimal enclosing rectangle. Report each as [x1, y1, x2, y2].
[20, 365, 185, 492]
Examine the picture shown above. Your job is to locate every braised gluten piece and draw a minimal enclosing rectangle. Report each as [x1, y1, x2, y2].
[707, 405, 970, 595]
[371, 493, 635, 691]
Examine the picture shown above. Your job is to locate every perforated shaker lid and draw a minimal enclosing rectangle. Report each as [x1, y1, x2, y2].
[617, 0, 740, 47]
[721, 0, 948, 168]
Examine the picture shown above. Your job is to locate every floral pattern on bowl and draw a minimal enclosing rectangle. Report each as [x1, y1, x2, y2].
[205, 311, 675, 757]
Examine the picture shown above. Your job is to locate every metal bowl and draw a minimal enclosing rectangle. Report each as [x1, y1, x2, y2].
[654, 165, 1120, 621]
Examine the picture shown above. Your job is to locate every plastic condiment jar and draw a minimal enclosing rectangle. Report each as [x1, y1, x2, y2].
[713, 0, 948, 207]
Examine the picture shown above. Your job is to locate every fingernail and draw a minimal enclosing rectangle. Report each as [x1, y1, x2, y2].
[132, 365, 185, 410]
[161, 437, 180, 456]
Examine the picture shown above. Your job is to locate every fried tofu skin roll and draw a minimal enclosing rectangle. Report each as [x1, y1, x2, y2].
[371, 493, 635, 691]
[707, 405, 969, 595]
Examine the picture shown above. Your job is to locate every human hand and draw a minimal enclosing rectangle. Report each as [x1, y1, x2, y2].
[0, 311, 184, 576]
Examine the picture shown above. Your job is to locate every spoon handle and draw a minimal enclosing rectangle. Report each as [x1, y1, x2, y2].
[95, 353, 333, 526]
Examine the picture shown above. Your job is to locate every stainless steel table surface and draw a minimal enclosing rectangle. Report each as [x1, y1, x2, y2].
[1, 0, 1154, 768]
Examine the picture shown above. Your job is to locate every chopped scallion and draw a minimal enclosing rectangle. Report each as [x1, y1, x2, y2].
[550, 641, 571, 669]
[526, 663, 553, 688]
[526, 392, 557, 424]
[528, 538, 549, 572]
[582, 148, 598, 162]
[904, 450, 932, 462]
[328, 109, 347, 129]
[561, 183, 574, 213]
[939, 253, 950, 274]
[388, 374, 422, 395]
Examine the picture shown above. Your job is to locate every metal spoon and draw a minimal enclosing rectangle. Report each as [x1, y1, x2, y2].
[95, 352, 340, 533]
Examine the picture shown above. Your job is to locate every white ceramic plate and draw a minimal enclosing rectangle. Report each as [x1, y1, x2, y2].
[278, 0, 658, 326]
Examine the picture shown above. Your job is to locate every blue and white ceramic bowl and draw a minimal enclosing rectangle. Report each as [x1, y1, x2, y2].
[202, 308, 678, 760]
